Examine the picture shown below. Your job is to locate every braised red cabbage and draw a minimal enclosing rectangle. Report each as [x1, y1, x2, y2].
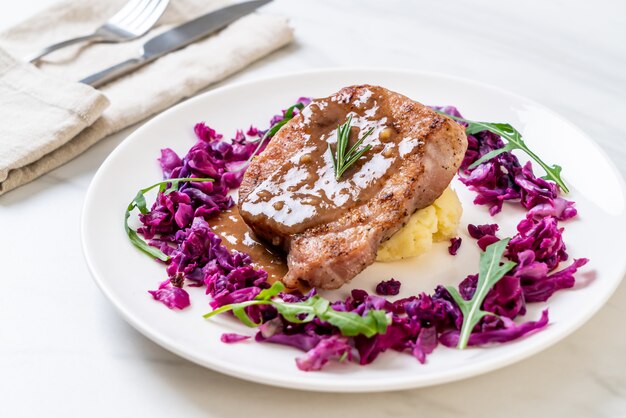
[148, 280, 190, 310]
[376, 278, 401, 296]
[136, 101, 588, 371]
[220, 333, 251, 343]
[437, 106, 576, 220]
[448, 237, 462, 255]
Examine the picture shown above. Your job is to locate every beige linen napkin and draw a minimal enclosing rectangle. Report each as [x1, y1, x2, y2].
[0, 0, 292, 195]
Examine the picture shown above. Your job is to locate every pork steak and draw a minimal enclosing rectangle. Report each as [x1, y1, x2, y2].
[238, 85, 467, 289]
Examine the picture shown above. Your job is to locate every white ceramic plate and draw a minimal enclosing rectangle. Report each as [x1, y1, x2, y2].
[81, 69, 626, 392]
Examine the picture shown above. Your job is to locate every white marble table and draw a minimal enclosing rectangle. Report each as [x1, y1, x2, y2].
[2, 1, 625, 417]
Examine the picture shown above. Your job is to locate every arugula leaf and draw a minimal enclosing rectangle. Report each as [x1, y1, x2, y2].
[319, 307, 389, 337]
[436, 111, 569, 193]
[273, 297, 325, 324]
[256, 281, 285, 300]
[203, 281, 391, 338]
[446, 239, 516, 349]
[124, 177, 213, 261]
[235, 102, 307, 171]
[261, 103, 305, 142]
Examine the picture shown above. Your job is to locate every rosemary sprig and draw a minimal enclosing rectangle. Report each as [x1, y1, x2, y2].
[330, 115, 374, 180]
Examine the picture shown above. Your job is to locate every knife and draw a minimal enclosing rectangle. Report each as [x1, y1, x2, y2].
[81, 0, 271, 88]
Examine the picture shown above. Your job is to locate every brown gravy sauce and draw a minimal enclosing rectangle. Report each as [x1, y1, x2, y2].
[208, 206, 287, 283]
[240, 87, 423, 235]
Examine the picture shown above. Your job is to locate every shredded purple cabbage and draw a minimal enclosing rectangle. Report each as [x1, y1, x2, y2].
[468, 223, 499, 239]
[136, 101, 588, 371]
[440, 309, 549, 347]
[220, 333, 251, 344]
[462, 215, 588, 320]
[467, 223, 501, 250]
[295, 335, 352, 371]
[148, 280, 190, 310]
[376, 278, 401, 296]
[507, 216, 568, 270]
[448, 237, 462, 255]
[437, 106, 577, 220]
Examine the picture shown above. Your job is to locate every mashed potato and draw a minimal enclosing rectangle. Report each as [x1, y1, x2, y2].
[376, 187, 462, 262]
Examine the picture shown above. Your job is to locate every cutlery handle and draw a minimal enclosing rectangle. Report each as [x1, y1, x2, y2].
[28, 34, 102, 63]
[80, 57, 146, 88]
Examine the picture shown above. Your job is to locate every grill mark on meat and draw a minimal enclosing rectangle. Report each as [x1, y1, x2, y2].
[238, 85, 468, 289]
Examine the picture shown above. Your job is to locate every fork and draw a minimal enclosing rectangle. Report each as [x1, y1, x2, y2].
[28, 0, 170, 63]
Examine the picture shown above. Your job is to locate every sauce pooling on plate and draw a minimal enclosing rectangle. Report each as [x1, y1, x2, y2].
[208, 207, 287, 282]
[240, 87, 424, 236]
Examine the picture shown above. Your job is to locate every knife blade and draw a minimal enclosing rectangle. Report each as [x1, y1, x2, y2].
[81, 0, 272, 88]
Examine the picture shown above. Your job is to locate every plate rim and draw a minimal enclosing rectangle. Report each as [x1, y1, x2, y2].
[81, 67, 626, 392]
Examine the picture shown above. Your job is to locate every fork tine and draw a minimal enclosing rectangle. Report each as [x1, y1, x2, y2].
[113, 0, 152, 27]
[108, 0, 147, 25]
[130, 0, 170, 33]
[129, 0, 170, 34]
[28, 0, 170, 62]
[125, 0, 168, 33]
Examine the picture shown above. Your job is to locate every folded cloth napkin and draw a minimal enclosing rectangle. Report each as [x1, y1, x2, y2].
[0, 0, 292, 196]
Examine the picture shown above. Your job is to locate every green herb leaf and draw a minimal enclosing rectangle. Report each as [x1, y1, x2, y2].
[203, 299, 264, 319]
[273, 296, 326, 324]
[319, 306, 389, 337]
[436, 111, 569, 193]
[234, 102, 307, 171]
[233, 304, 263, 327]
[124, 177, 213, 261]
[259, 103, 305, 143]
[204, 285, 391, 338]
[330, 115, 374, 180]
[256, 281, 286, 300]
[446, 239, 516, 349]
